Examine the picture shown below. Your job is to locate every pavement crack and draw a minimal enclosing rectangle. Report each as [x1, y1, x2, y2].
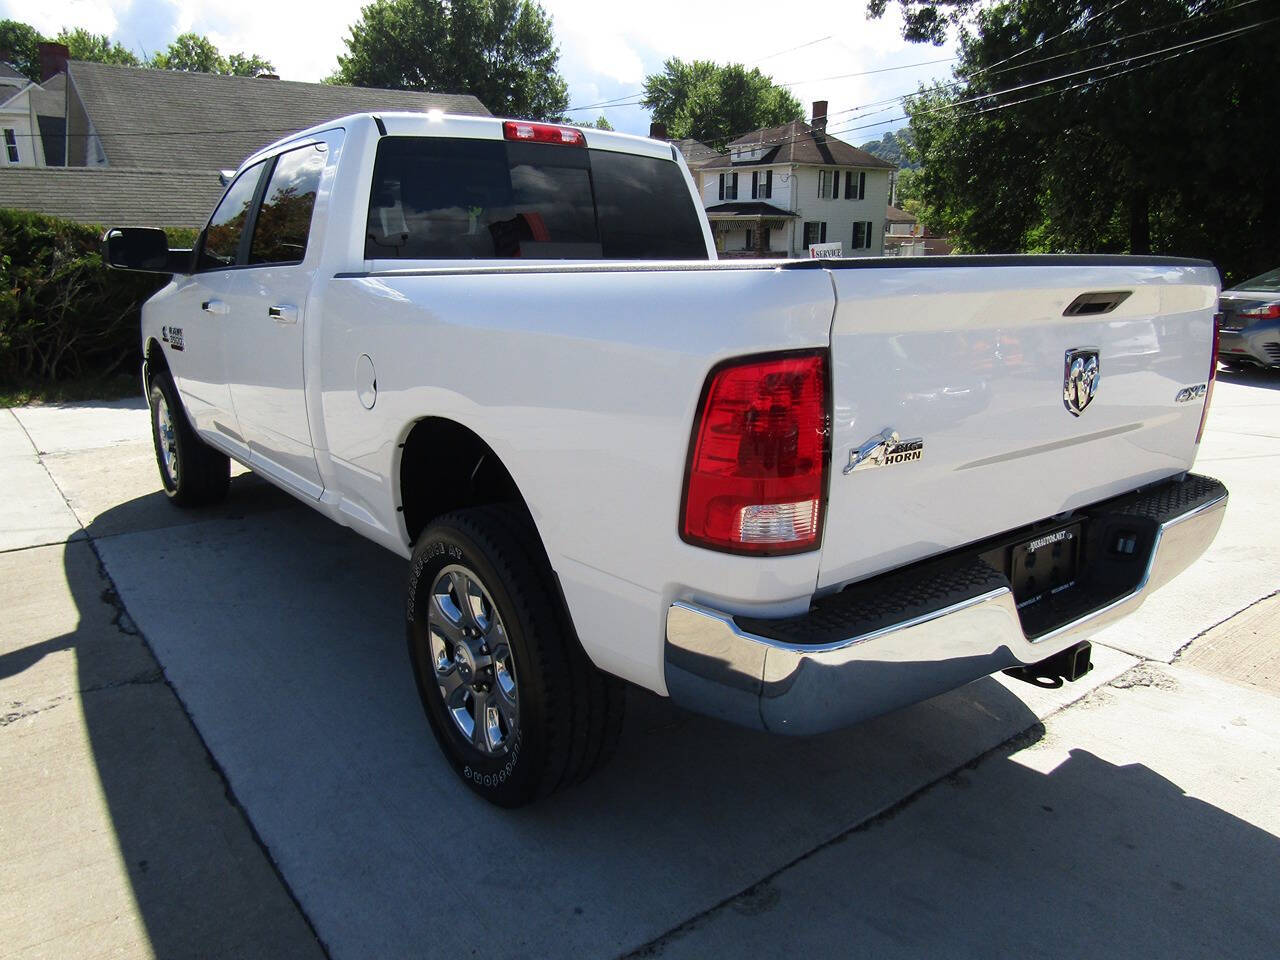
[79, 668, 166, 694]
[99, 583, 140, 637]
[616, 720, 1050, 959]
[1172, 588, 1280, 661]
[1, 696, 69, 726]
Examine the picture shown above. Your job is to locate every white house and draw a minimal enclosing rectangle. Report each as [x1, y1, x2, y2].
[687, 101, 896, 258]
[0, 62, 65, 167]
[883, 203, 954, 257]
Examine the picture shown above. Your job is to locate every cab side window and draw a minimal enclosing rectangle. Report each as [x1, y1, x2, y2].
[199, 161, 266, 269]
[250, 144, 326, 265]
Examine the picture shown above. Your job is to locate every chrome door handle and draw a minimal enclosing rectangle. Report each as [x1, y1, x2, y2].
[268, 304, 298, 324]
[201, 299, 229, 315]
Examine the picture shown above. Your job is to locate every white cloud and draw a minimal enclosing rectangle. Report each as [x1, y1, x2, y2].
[2, 0, 120, 35]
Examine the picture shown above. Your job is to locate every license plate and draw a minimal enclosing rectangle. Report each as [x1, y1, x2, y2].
[1009, 523, 1081, 609]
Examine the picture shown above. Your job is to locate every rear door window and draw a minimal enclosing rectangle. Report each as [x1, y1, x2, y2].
[365, 136, 707, 260]
[250, 144, 327, 265]
[199, 161, 266, 269]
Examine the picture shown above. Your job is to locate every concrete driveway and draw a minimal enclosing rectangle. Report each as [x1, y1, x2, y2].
[2, 368, 1278, 959]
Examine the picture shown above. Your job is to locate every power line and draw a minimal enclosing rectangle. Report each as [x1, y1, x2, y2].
[691, 13, 1275, 157]
[751, 35, 834, 64]
[807, 0, 1266, 128]
[980, 0, 1133, 73]
[818, 16, 1275, 140]
[6, 10, 1271, 146]
[571, 0, 1262, 146]
[564, 33, 839, 113]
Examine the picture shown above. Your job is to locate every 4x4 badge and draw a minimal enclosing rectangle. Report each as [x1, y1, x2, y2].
[844, 428, 924, 475]
[1063, 348, 1099, 416]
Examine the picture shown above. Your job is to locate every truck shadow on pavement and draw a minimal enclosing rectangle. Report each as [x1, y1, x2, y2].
[1217, 364, 1280, 390]
[31, 485, 1280, 958]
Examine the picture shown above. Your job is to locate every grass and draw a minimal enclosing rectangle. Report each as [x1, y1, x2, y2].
[0, 374, 142, 408]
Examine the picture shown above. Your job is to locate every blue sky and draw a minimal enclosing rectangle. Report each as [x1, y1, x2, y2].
[4, 0, 958, 145]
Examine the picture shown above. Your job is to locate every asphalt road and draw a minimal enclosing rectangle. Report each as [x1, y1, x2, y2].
[2, 366, 1277, 959]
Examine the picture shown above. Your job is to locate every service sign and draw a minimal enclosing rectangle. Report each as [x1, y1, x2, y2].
[808, 242, 843, 259]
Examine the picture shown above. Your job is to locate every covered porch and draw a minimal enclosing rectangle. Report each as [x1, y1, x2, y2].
[703, 201, 797, 258]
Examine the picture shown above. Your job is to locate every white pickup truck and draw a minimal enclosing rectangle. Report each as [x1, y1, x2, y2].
[105, 111, 1227, 806]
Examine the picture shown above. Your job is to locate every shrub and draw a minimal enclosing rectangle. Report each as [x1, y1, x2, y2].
[0, 209, 197, 388]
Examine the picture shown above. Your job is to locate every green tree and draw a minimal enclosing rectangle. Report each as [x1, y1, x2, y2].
[591, 114, 613, 131]
[151, 33, 224, 72]
[331, 0, 569, 121]
[867, 0, 979, 45]
[0, 19, 42, 81]
[55, 28, 140, 66]
[892, 167, 921, 211]
[642, 58, 803, 149]
[150, 32, 273, 76]
[900, 0, 1279, 281]
[226, 52, 275, 77]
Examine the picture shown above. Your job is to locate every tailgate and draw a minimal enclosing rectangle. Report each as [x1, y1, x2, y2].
[817, 259, 1218, 591]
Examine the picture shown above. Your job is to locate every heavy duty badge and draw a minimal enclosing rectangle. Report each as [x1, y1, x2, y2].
[843, 428, 924, 475]
[1063, 347, 1099, 416]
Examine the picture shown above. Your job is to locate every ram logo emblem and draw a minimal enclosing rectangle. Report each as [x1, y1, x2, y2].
[1063, 348, 1100, 416]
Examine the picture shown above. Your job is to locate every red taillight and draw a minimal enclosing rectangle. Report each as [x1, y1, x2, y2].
[502, 120, 586, 146]
[681, 351, 829, 554]
[1197, 312, 1220, 443]
[1238, 303, 1280, 320]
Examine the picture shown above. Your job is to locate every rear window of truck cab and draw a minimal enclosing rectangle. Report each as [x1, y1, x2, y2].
[364, 136, 708, 261]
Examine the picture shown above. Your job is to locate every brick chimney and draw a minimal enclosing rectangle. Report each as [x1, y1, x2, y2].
[811, 100, 828, 132]
[649, 121, 668, 140]
[39, 42, 69, 82]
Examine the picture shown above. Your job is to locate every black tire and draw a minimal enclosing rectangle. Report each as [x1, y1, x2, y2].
[148, 371, 231, 507]
[406, 504, 624, 807]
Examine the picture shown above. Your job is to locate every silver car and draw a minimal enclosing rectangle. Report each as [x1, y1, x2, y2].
[1218, 267, 1280, 369]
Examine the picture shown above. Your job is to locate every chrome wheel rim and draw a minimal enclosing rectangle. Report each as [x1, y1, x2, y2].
[427, 564, 519, 755]
[155, 395, 179, 487]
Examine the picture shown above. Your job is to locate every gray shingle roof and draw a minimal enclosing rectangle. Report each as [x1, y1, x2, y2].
[703, 201, 797, 218]
[706, 120, 896, 171]
[31, 73, 66, 165]
[68, 61, 490, 171]
[0, 167, 225, 228]
[673, 138, 720, 168]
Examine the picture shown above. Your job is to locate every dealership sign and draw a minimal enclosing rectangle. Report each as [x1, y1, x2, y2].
[808, 242, 843, 259]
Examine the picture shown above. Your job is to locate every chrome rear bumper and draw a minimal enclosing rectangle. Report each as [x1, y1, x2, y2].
[665, 475, 1227, 735]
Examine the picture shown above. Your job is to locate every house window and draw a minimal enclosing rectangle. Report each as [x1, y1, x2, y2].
[752, 171, 758, 199]
[3, 129, 17, 163]
[818, 169, 836, 199]
[719, 171, 739, 201]
[851, 220, 875, 250]
[845, 171, 867, 200]
[804, 221, 827, 247]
